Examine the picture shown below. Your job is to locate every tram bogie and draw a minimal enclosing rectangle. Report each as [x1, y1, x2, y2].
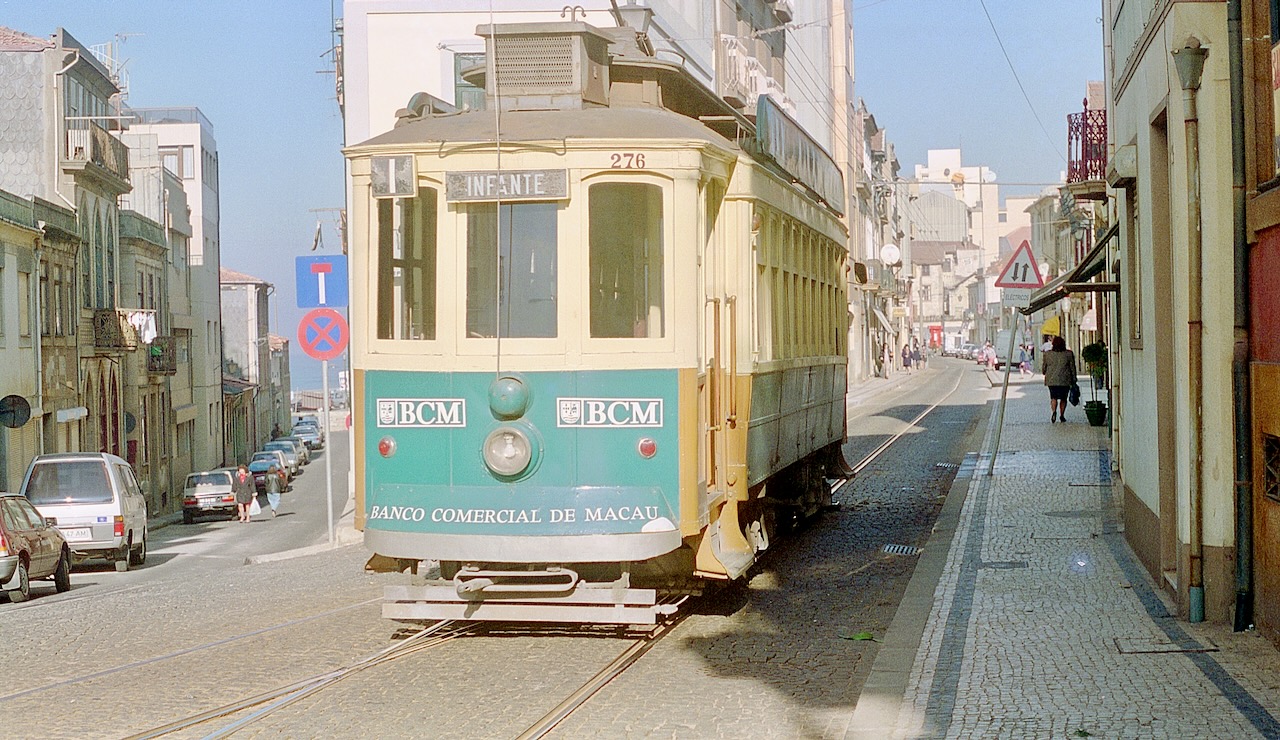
[347, 20, 850, 624]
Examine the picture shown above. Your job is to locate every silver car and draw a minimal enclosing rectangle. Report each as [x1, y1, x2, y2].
[20, 452, 148, 572]
[263, 440, 302, 475]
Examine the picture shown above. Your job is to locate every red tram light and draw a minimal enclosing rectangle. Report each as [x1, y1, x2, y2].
[637, 437, 657, 459]
[378, 436, 397, 458]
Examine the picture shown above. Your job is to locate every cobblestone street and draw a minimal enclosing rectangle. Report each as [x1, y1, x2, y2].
[3, 364, 979, 739]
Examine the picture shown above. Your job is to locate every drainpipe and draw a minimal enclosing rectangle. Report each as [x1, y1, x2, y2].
[33, 233, 45, 455]
[1227, 0, 1254, 631]
[51, 49, 81, 212]
[1173, 37, 1209, 623]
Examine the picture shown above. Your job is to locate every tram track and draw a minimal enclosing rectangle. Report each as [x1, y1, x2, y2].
[515, 616, 688, 740]
[0, 596, 382, 706]
[124, 620, 484, 739]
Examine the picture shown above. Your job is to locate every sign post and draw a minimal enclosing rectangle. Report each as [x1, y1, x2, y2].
[298, 307, 349, 547]
[988, 242, 1045, 475]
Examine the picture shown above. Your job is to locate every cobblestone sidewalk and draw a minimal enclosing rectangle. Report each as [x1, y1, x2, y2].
[845, 376, 1280, 739]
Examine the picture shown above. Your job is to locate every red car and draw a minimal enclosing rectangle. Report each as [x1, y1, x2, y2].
[1, 493, 72, 603]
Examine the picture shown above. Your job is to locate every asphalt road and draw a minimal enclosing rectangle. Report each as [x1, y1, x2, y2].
[16, 429, 353, 601]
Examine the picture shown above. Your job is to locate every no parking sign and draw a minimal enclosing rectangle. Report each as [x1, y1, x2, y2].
[297, 308, 348, 361]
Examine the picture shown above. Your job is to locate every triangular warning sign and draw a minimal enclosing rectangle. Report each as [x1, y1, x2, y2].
[994, 241, 1044, 289]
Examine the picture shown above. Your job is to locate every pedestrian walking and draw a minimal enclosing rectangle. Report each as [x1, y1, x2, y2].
[233, 464, 255, 523]
[912, 343, 923, 370]
[982, 340, 996, 369]
[1017, 344, 1031, 376]
[1041, 335, 1077, 423]
[902, 344, 913, 373]
[265, 464, 283, 517]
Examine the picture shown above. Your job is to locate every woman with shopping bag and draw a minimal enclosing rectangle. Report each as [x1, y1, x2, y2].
[233, 464, 256, 523]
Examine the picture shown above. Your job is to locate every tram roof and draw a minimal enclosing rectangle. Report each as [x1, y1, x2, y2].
[351, 106, 739, 153]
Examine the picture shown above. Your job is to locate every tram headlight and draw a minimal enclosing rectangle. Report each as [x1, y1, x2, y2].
[482, 425, 535, 478]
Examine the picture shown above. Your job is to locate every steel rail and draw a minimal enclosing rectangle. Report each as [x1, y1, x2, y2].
[515, 616, 687, 740]
[848, 367, 966, 478]
[0, 596, 383, 704]
[124, 620, 482, 739]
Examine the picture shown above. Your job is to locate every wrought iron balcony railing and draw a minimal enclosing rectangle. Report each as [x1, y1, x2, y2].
[147, 336, 177, 375]
[1067, 99, 1106, 184]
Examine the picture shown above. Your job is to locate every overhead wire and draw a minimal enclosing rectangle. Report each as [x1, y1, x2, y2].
[975, 0, 1066, 164]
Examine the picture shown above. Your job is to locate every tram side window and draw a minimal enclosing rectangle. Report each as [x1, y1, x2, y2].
[376, 187, 437, 340]
[588, 183, 664, 338]
[466, 202, 558, 338]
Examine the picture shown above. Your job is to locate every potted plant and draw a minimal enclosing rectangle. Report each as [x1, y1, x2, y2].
[1080, 340, 1108, 426]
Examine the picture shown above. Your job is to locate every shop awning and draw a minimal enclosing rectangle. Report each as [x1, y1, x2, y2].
[1040, 315, 1061, 337]
[872, 308, 895, 333]
[1021, 223, 1120, 315]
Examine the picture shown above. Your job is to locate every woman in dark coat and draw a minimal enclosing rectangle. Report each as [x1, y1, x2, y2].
[233, 463, 256, 522]
[1040, 336, 1077, 423]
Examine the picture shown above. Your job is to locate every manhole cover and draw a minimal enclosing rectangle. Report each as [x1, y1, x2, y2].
[883, 543, 922, 556]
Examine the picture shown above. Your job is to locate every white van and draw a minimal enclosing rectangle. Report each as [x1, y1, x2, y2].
[20, 452, 149, 572]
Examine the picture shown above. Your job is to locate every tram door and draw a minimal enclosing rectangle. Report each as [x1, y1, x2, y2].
[700, 180, 727, 516]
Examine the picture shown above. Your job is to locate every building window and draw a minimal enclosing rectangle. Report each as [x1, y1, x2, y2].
[39, 263, 49, 336]
[177, 420, 193, 458]
[453, 52, 486, 111]
[1265, 433, 1280, 503]
[161, 146, 196, 179]
[1272, 1, 1280, 176]
[18, 271, 31, 337]
[466, 201, 558, 339]
[376, 187, 437, 340]
[589, 183, 664, 338]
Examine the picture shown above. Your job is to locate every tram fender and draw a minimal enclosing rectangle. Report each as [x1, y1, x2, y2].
[695, 499, 754, 580]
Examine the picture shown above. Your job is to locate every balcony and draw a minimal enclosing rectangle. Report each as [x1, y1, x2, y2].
[147, 336, 177, 375]
[64, 120, 130, 191]
[93, 308, 139, 351]
[1066, 99, 1107, 201]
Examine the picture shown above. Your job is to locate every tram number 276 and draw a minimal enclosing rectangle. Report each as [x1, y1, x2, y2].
[610, 152, 646, 169]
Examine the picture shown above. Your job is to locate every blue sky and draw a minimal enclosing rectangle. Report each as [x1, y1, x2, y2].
[854, 0, 1105, 192]
[3, 1, 1103, 388]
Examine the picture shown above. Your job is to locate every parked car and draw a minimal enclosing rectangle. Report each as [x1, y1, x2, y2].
[249, 452, 290, 492]
[263, 440, 302, 474]
[0, 493, 72, 602]
[291, 423, 324, 450]
[19, 452, 148, 572]
[182, 469, 238, 524]
[273, 436, 310, 465]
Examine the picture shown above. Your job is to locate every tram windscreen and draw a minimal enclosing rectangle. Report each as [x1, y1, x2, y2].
[589, 183, 663, 338]
[377, 187, 437, 340]
[466, 202, 558, 338]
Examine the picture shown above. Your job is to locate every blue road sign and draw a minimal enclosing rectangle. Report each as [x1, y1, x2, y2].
[296, 255, 348, 308]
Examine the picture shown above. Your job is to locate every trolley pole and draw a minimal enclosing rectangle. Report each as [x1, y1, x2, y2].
[322, 359, 335, 547]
